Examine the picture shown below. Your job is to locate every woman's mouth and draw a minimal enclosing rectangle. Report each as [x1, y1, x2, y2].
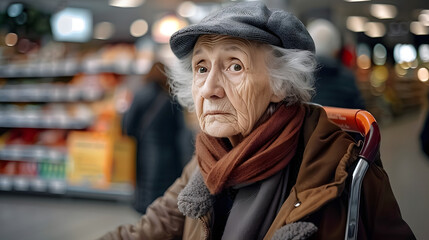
[203, 111, 228, 117]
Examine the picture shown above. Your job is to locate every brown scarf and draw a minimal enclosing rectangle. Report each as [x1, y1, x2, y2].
[196, 104, 305, 194]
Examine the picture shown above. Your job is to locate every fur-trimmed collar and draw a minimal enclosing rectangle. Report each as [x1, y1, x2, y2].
[177, 168, 317, 239]
[177, 167, 214, 219]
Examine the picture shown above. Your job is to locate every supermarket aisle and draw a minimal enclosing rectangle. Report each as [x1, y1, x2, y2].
[0, 195, 141, 240]
[379, 109, 429, 240]
[1, 109, 429, 240]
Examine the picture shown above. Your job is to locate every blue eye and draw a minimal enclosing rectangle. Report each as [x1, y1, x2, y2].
[197, 67, 208, 73]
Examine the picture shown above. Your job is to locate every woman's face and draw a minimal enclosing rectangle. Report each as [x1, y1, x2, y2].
[191, 35, 282, 145]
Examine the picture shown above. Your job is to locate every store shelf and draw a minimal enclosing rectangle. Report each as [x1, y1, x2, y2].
[0, 45, 139, 201]
[0, 60, 148, 79]
[0, 145, 66, 163]
[0, 175, 133, 201]
[0, 61, 79, 78]
[0, 175, 66, 193]
[66, 183, 134, 201]
[0, 119, 93, 129]
[0, 104, 94, 129]
[0, 85, 104, 103]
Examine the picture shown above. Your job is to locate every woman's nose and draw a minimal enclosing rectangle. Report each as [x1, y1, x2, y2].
[200, 68, 225, 99]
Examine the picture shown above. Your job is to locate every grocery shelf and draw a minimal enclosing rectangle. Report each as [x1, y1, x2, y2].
[0, 62, 78, 78]
[0, 61, 148, 79]
[0, 145, 66, 163]
[0, 118, 93, 129]
[0, 175, 134, 201]
[0, 85, 104, 103]
[0, 175, 66, 194]
[0, 49, 139, 202]
[66, 183, 134, 201]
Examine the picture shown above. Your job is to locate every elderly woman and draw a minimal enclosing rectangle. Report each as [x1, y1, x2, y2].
[101, 2, 414, 240]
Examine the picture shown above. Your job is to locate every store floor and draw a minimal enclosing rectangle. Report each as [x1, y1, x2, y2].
[1, 110, 429, 240]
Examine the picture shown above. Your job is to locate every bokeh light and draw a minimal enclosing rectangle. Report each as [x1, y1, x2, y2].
[357, 55, 371, 69]
[177, 1, 197, 18]
[94, 22, 115, 40]
[357, 43, 371, 56]
[152, 15, 187, 43]
[410, 59, 418, 69]
[410, 21, 429, 35]
[130, 19, 148, 37]
[356, 44, 371, 70]
[419, 10, 429, 26]
[370, 4, 397, 19]
[364, 22, 386, 38]
[50, 8, 92, 42]
[417, 67, 429, 82]
[395, 63, 407, 77]
[371, 65, 389, 85]
[7, 3, 24, 17]
[370, 65, 388, 95]
[399, 62, 410, 70]
[346, 16, 368, 32]
[373, 43, 387, 65]
[5, 33, 18, 46]
[109, 0, 144, 8]
[394, 44, 417, 63]
[419, 44, 429, 62]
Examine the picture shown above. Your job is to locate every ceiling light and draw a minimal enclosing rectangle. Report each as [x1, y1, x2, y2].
[364, 22, 386, 38]
[370, 4, 397, 19]
[419, 10, 429, 26]
[410, 21, 429, 35]
[177, 1, 197, 18]
[346, 16, 368, 32]
[130, 19, 148, 37]
[152, 15, 187, 43]
[344, 0, 370, 2]
[50, 8, 92, 42]
[109, 0, 144, 8]
[94, 22, 115, 40]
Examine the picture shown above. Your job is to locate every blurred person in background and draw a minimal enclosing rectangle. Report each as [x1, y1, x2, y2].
[307, 18, 366, 110]
[121, 62, 194, 214]
[101, 2, 414, 239]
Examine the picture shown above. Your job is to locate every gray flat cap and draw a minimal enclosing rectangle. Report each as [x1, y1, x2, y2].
[170, 1, 315, 59]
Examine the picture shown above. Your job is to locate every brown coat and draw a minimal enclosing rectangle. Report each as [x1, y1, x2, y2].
[100, 104, 415, 240]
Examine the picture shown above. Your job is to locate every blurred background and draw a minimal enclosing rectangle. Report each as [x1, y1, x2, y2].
[0, 0, 428, 239]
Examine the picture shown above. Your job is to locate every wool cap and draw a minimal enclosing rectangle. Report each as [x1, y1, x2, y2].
[169, 1, 315, 59]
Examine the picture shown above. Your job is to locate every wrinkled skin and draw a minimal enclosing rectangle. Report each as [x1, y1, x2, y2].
[192, 35, 282, 146]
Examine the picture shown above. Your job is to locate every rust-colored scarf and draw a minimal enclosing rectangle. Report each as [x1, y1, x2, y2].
[196, 104, 305, 194]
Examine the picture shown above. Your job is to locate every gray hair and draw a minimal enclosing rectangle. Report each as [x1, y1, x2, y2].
[167, 44, 317, 112]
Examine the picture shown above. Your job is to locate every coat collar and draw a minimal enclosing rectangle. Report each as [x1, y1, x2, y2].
[177, 167, 214, 219]
[264, 104, 360, 239]
[286, 104, 360, 222]
[177, 167, 319, 240]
